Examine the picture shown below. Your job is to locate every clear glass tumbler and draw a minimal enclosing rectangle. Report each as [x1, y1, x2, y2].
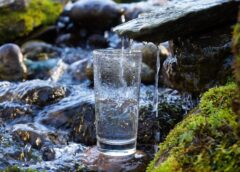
[93, 49, 142, 156]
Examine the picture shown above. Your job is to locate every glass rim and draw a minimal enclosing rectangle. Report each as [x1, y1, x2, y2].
[93, 49, 142, 56]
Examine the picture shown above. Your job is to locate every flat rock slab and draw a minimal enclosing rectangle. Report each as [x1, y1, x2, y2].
[113, 0, 240, 42]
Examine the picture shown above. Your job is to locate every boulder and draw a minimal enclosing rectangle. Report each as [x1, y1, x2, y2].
[0, 102, 34, 124]
[69, 0, 122, 31]
[147, 83, 240, 172]
[162, 27, 233, 93]
[0, 80, 69, 107]
[0, 44, 27, 81]
[12, 123, 67, 149]
[41, 99, 96, 146]
[113, 0, 240, 42]
[0, 0, 64, 43]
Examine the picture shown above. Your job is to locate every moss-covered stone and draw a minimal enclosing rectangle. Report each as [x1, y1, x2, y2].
[2, 166, 38, 172]
[147, 83, 240, 172]
[233, 19, 240, 87]
[0, 0, 63, 44]
[232, 13, 240, 116]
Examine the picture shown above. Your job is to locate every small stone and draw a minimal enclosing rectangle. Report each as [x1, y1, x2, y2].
[42, 147, 56, 161]
[0, 44, 27, 81]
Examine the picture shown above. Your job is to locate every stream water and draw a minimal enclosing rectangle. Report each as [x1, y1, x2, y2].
[0, 3, 199, 171]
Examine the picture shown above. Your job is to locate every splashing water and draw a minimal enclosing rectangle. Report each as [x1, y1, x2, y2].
[48, 59, 67, 82]
[154, 46, 161, 152]
[153, 46, 161, 117]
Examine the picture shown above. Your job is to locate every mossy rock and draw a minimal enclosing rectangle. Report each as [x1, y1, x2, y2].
[147, 83, 240, 172]
[2, 166, 37, 172]
[232, 15, 240, 116]
[233, 20, 240, 87]
[0, 0, 63, 44]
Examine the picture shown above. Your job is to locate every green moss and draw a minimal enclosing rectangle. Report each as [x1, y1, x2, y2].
[147, 83, 240, 172]
[2, 166, 38, 172]
[0, 0, 63, 44]
[233, 23, 240, 86]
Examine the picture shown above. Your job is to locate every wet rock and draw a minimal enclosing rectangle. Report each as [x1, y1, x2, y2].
[138, 87, 195, 143]
[119, 2, 157, 21]
[69, 59, 89, 82]
[27, 143, 87, 171]
[141, 63, 155, 85]
[41, 87, 96, 145]
[162, 27, 233, 93]
[0, 102, 34, 124]
[12, 125, 44, 149]
[18, 81, 68, 107]
[0, 126, 40, 169]
[0, 44, 27, 81]
[132, 42, 158, 71]
[113, 0, 239, 42]
[0, 0, 64, 44]
[0, 80, 69, 107]
[42, 100, 96, 146]
[132, 42, 170, 74]
[85, 60, 94, 82]
[42, 147, 56, 161]
[21, 41, 61, 61]
[81, 146, 150, 172]
[69, 0, 122, 31]
[12, 124, 67, 149]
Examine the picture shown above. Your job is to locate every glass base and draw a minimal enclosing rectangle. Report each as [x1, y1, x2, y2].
[97, 138, 136, 157]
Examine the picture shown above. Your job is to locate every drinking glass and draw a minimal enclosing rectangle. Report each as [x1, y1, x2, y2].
[93, 49, 142, 156]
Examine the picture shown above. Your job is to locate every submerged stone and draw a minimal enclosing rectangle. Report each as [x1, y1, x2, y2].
[113, 0, 240, 42]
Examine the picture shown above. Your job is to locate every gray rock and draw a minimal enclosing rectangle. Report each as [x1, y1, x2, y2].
[141, 63, 155, 85]
[12, 123, 68, 149]
[0, 44, 27, 81]
[21, 41, 61, 61]
[0, 102, 34, 124]
[41, 99, 96, 146]
[69, 0, 122, 31]
[113, 0, 240, 42]
[0, 80, 69, 107]
[162, 27, 233, 93]
[42, 147, 55, 161]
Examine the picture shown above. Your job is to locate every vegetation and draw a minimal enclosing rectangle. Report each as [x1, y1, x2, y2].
[1, 166, 38, 172]
[147, 83, 240, 172]
[0, 0, 63, 44]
